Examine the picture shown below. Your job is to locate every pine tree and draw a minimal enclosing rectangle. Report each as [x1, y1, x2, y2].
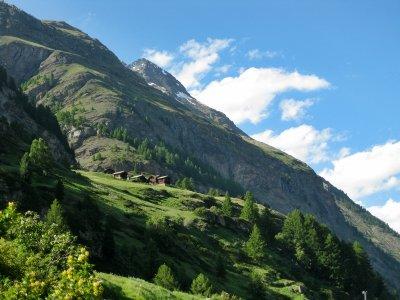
[19, 152, 30, 181]
[45, 199, 68, 232]
[153, 264, 179, 290]
[245, 225, 265, 261]
[221, 192, 233, 217]
[258, 207, 273, 241]
[320, 233, 345, 287]
[240, 191, 258, 223]
[191, 273, 213, 297]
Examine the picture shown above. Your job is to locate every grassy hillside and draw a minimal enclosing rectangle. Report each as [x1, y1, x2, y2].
[99, 273, 204, 300]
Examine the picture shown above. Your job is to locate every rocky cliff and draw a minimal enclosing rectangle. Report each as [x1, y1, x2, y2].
[0, 2, 399, 292]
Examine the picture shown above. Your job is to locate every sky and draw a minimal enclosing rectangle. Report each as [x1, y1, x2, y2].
[8, 0, 400, 233]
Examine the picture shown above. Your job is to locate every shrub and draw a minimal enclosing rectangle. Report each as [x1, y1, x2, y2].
[153, 263, 179, 290]
[0, 202, 102, 298]
[191, 273, 213, 296]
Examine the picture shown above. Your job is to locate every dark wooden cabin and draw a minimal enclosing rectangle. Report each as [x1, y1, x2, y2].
[113, 171, 128, 180]
[130, 174, 148, 183]
[157, 175, 171, 185]
[104, 168, 115, 174]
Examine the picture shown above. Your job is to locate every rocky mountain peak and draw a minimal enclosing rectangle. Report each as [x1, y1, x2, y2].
[129, 58, 192, 101]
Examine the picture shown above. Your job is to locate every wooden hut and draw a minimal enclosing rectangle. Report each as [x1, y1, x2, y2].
[104, 168, 115, 174]
[157, 175, 171, 185]
[130, 174, 148, 183]
[113, 171, 128, 180]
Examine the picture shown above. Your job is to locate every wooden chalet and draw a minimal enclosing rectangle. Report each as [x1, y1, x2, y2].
[157, 175, 171, 185]
[104, 168, 115, 174]
[148, 175, 171, 186]
[130, 174, 148, 183]
[112, 171, 128, 180]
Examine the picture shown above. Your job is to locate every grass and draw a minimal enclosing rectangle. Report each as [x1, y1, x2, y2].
[99, 272, 203, 300]
[58, 171, 336, 299]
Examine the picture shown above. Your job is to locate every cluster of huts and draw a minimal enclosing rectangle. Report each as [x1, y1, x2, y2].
[104, 169, 171, 186]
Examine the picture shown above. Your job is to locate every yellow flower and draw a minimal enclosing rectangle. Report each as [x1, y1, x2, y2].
[67, 255, 74, 264]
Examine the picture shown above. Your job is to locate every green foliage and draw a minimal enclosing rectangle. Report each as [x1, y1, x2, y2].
[130, 138, 243, 195]
[176, 177, 195, 191]
[247, 271, 265, 300]
[56, 105, 86, 128]
[208, 188, 219, 197]
[10, 78, 72, 155]
[153, 264, 179, 291]
[191, 273, 213, 297]
[221, 192, 233, 217]
[111, 127, 128, 142]
[20, 73, 54, 91]
[257, 207, 274, 242]
[92, 152, 103, 161]
[275, 209, 389, 297]
[240, 191, 258, 223]
[245, 225, 266, 261]
[194, 207, 208, 218]
[19, 152, 30, 180]
[45, 199, 68, 232]
[0, 202, 102, 298]
[28, 138, 53, 172]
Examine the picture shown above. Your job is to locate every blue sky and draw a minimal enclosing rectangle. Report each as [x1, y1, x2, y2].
[8, 0, 400, 232]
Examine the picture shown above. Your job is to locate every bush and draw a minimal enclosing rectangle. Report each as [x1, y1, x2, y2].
[153, 263, 179, 290]
[194, 207, 208, 218]
[0, 202, 102, 298]
[191, 273, 213, 296]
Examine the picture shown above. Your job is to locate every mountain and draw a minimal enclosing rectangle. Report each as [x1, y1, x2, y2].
[129, 58, 241, 134]
[0, 2, 400, 293]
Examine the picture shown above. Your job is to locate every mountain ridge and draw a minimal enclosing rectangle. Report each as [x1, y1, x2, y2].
[0, 1, 399, 292]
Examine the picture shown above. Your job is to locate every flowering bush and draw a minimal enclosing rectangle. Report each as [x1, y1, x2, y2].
[0, 202, 103, 299]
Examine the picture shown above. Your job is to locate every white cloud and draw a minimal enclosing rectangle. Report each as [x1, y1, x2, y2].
[251, 124, 332, 164]
[215, 64, 232, 75]
[320, 141, 400, 200]
[192, 67, 329, 124]
[280, 98, 314, 121]
[174, 38, 233, 89]
[142, 49, 174, 68]
[368, 199, 400, 234]
[247, 49, 279, 60]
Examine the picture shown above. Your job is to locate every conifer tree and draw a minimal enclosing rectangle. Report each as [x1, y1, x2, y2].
[258, 207, 273, 241]
[191, 273, 213, 297]
[19, 152, 30, 181]
[245, 224, 265, 260]
[221, 192, 233, 217]
[240, 191, 258, 223]
[153, 264, 179, 290]
[45, 199, 68, 232]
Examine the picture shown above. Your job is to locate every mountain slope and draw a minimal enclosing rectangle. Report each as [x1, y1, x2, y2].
[0, 2, 399, 292]
[0, 66, 73, 203]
